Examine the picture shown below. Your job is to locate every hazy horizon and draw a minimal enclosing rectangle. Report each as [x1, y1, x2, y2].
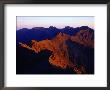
[17, 16, 94, 30]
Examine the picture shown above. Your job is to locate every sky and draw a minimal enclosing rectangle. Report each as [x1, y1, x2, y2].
[17, 16, 94, 30]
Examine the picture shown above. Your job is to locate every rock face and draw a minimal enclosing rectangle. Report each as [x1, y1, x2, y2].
[19, 29, 94, 74]
[71, 29, 94, 48]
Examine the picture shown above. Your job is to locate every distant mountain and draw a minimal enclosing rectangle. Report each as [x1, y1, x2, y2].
[16, 26, 94, 44]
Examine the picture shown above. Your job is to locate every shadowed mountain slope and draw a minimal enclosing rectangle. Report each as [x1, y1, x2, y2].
[16, 26, 94, 74]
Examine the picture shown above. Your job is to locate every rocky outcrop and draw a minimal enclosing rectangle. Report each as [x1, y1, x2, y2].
[71, 30, 94, 48]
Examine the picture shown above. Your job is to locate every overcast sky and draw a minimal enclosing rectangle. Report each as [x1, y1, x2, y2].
[17, 16, 94, 30]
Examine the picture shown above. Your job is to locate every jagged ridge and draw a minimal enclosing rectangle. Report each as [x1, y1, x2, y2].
[18, 28, 94, 74]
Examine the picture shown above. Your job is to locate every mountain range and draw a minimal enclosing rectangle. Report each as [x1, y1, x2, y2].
[16, 26, 94, 43]
[16, 26, 94, 74]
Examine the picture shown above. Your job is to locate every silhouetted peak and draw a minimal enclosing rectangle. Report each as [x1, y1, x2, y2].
[49, 26, 57, 29]
[19, 28, 28, 31]
[64, 26, 73, 29]
[79, 26, 92, 30]
[32, 27, 44, 29]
